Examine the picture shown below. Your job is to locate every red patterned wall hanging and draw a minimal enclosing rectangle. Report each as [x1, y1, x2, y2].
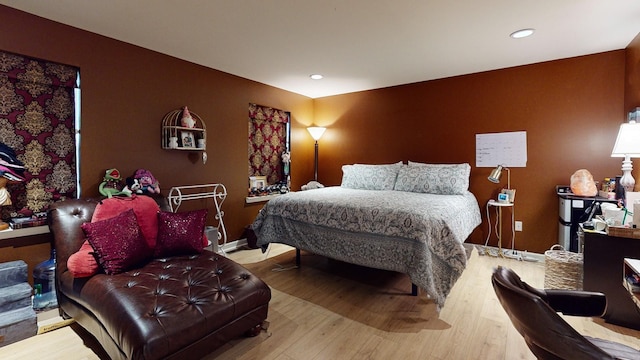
[0, 50, 78, 219]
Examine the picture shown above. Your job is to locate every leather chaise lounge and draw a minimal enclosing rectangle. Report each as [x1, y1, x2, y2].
[48, 197, 271, 359]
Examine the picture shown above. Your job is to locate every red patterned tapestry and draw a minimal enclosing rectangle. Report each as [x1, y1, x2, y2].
[248, 103, 289, 186]
[0, 50, 78, 219]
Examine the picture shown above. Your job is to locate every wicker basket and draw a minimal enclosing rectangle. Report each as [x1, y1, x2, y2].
[544, 244, 583, 290]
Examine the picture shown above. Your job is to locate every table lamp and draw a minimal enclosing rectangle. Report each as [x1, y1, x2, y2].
[611, 119, 640, 193]
[488, 165, 516, 203]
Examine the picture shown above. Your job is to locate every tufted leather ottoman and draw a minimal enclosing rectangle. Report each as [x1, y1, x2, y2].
[49, 198, 271, 360]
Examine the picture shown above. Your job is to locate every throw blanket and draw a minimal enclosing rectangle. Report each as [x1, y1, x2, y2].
[252, 187, 481, 309]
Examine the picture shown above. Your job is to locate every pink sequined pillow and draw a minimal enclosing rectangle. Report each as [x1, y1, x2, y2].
[82, 209, 152, 275]
[155, 209, 207, 258]
[92, 195, 160, 248]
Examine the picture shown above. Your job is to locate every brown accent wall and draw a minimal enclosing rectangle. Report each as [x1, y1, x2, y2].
[0, 6, 313, 272]
[626, 33, 640, 115]
[0, 5, 634, 265]
[314, 52, 626, 253]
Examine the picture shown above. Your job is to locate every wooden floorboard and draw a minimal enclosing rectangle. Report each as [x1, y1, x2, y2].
[1, 244, 638, 360]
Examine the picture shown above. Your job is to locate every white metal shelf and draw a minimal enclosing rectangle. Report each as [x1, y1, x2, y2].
[161, 108, 207, 151]
[167, 184, 227, 255]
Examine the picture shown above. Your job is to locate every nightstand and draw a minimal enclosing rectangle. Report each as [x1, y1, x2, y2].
[483, 199, 515, 258]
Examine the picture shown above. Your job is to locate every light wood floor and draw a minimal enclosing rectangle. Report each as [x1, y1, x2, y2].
[1, 244, 639, 360]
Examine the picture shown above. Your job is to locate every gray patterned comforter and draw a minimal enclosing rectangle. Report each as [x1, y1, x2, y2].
[252, 186, 481, 309]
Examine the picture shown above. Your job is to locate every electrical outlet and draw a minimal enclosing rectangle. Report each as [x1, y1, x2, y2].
[515, 221, 523, 231]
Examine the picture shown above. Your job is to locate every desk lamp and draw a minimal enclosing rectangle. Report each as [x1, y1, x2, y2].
[611, 119, 640, 193]
[488, 165, 515, 202]
[488, 165, 510, 188]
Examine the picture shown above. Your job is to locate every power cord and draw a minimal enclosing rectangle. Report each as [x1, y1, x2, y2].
[263, 243, 298, 271]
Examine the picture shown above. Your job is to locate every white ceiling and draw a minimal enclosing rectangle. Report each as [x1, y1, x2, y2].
[2, 1, 640, 98]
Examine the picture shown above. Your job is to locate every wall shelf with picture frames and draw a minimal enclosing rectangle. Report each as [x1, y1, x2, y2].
[161, 107, 207, 151]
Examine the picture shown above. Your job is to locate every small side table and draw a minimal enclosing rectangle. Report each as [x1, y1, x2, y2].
[483, 199, 515, 257]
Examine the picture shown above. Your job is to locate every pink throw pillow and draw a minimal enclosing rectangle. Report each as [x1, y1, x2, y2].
[67, 240, 99, 277]
[155, 209, 207, 258]
[66, 195, 160, 277]
[82, 209, 152, 275]
[92, 195, 160, 248]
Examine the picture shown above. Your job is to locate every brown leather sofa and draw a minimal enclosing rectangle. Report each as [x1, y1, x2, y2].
[48, 198, 271, 360]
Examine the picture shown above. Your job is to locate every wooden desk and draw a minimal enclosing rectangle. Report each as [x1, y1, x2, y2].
[583, 232, 640, 330]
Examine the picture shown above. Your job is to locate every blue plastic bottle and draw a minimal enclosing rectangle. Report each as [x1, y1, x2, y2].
[33, 249, 58, 310]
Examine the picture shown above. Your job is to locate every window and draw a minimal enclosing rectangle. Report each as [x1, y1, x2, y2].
[248, 103, 290, 189]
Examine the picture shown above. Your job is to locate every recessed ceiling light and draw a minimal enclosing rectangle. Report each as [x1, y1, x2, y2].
[510, 28, 535, 39]
[310, 74, 323, 80]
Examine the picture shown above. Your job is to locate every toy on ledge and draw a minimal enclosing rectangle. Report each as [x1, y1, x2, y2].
[98, 168, 128, 198]
[133, 169, 160, 195]
[122, 176, 141, 196]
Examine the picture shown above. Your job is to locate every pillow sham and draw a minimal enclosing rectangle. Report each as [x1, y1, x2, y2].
[82, 209, 152, 275]
[340, 162, 403, 190]
[155, 209, 208, 258]
[394, 163, 470, 195]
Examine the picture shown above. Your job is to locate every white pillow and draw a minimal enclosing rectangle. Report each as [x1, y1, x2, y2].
[341, 163, 402, 190]
[394, 163, 470, 195]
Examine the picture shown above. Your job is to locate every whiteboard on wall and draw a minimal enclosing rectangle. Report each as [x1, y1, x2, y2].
[475, 131, 527, 167]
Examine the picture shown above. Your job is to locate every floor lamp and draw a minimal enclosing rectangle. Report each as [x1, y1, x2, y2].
[306, 126, 326, 185]
[307, 127, 326, 181]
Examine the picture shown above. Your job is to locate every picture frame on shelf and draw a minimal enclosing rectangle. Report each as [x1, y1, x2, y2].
[181, 131, 195, 148]
[249, 175, 267, 189]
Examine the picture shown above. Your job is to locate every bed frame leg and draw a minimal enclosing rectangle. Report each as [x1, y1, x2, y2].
[411, 283, 418, 296]
[296, 248, 301, 267]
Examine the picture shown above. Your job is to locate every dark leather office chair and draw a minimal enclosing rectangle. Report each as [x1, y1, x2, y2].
[492, 266, 640, 360]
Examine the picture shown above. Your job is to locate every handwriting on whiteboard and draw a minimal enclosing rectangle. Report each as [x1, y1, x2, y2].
[476, 131, 527, 168]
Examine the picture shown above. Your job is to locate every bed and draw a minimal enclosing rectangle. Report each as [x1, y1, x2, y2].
[251, 162, 481, 309]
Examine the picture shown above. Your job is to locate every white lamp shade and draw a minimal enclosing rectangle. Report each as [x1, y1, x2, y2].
[611, 121, 640, 157]
[307, 127, 326, 141]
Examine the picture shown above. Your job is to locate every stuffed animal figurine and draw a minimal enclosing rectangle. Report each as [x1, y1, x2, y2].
[301, 180, 324, 191]
[98, 168, 127, 198]
[122, 177, 142, 196]
[180, 106, 196, 128]
[133, 169, 160, 195]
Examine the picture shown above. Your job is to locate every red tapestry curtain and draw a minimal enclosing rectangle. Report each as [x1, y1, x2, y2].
[248, 103, 289, 185]
[0, 50, 78, 219]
